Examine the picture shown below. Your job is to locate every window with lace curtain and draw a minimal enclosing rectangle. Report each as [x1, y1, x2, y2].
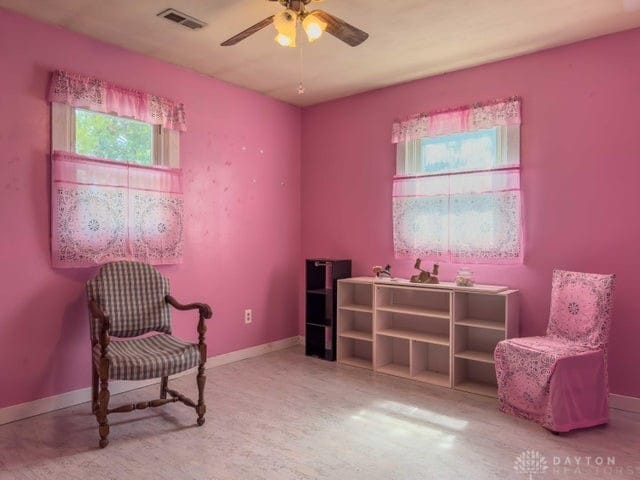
[48, 70, 186, 268]
[391, 97, 523, 264]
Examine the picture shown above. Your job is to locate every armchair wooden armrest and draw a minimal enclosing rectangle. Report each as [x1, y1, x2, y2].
[89, 299, 110, 359]
[89, 299, 110, 338]
[165, 295, 212, 319]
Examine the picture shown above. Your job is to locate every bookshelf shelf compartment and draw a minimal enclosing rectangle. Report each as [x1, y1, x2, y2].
[411, 341, 450, 387]
[338, 336, 372, 370]
[338, 279, 373, 311]
[339, 330, 373, 342]
[375, 335, 410, 377]
[455, 381, 498, 398]
[455, 318, 505, 331]
[376, 305, 449, 319]
[413, 371, 450, 387]
[454, 357, 499, 398]
[376, 285, 450, 320]
[340, 356, 373, 370]
[455, 350, 495, 364]
[339, 304, 373, 314]
[377, 363, 411, 378]
[307, 288, 332, 295]
[377, 328, 449, 346]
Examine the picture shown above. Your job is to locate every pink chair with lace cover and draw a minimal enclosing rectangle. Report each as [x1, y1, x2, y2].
[494, 270, 615, 432]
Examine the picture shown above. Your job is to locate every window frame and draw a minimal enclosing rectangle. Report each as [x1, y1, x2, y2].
[51, 102, 180, 167]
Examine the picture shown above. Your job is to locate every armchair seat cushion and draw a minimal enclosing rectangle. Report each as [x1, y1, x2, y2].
[93, 334, 201, 381]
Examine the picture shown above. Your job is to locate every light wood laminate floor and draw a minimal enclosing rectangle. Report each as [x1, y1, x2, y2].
[1, 346, 639, 480]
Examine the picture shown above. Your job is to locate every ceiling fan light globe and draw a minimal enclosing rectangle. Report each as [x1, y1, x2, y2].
[275, 33, 295, 47]
[305, 23, 323, 41]
[274, 9, 297, 32]
[302, 13, 327, 42]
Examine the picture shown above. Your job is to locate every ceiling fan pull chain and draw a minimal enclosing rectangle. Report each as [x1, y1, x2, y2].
[298, 41, 305, 95]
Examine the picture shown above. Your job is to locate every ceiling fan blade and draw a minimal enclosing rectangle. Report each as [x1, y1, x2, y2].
[220, 15, 274, 46]
[312, 10, 368, 47]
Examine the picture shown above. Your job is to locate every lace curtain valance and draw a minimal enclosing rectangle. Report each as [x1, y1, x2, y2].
[51, 151, 184, 267]
[391, 97, 520, 144]
[48, 70, 187, 132]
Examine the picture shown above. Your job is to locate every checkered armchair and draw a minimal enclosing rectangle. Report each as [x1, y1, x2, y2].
[87, 261, 212, 448]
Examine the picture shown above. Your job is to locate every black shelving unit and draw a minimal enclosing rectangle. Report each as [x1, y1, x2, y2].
[305, 258, 352, 361]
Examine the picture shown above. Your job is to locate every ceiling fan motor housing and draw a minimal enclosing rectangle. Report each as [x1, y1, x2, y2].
[278, 0, 312, 11]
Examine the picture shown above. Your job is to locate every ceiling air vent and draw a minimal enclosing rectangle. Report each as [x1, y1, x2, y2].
[157, 8, 207, 30]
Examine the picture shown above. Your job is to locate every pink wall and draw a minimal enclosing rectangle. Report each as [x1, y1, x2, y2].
[0, 8, 301, 409]
[301, 28, 640, 398]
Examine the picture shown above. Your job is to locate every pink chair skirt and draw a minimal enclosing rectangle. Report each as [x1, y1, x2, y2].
[498, 349, 609, 432]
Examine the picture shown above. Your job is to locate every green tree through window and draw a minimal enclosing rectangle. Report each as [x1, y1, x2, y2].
[75, 109, 153, 165]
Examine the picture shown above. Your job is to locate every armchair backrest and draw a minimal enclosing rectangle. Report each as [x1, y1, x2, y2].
[86, 261, 172, 341]
[546, 269, 615, 350]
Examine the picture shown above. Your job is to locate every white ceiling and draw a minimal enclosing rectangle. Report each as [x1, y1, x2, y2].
[3, 0, 640, 106]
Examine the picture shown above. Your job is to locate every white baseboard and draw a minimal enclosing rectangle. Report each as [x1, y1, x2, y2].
[0, 336, 301, 426]
[206, 335, 302, 368]
[610, 393, 640, 413]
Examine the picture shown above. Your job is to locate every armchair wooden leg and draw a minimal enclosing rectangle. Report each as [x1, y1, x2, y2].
[91, 365, 99, 415]
[160, 376, 168, 399]
[96, 359, 111, 448]
[196, 365, 206, 426]
[196, 315, 207, 427]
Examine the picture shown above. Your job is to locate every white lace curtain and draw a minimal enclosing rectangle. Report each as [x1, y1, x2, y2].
[51, 151, 184, 267]
[391, 97, 523, 264]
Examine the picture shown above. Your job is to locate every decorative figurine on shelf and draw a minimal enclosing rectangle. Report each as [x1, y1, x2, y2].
[372, 264, 392, 278]
[410, 259, 440, 284]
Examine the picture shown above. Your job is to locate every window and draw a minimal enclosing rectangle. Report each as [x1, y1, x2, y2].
[52, 103, 180, 167]
[392, 99, 522, 264]
[75, 109, 155, 165]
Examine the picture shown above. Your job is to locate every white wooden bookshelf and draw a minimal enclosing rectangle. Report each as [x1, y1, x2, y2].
[336, 277, 519, 398]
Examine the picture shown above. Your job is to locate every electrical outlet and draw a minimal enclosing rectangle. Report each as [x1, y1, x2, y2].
[244, 309, 252, 324]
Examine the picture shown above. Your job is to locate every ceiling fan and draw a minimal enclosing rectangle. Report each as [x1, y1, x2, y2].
[220, 0, 369, 48]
